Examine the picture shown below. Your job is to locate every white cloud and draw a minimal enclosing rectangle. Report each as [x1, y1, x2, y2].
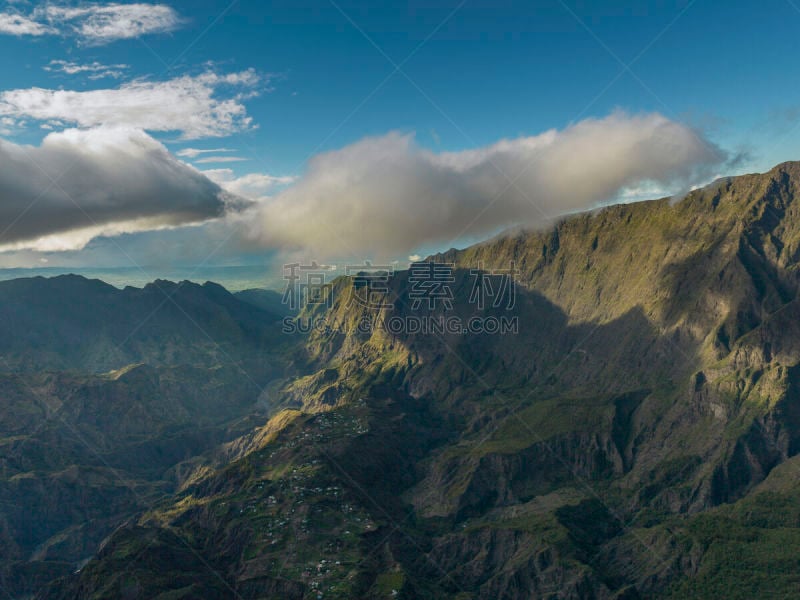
[195, 156, 248, 164]
[618, 182, 671, 201]
[176, 147, 235, 158]
[0, 214, 268, 269]
[0, 3, 182, 44]
[0, 116, 20, 136]
[0, 70, 264, 139]
[0, 126, 228, 252]
[247, 111, 728, 257]
[44, 59, 129, 80]
[204, 169, 295, 201]
[0, 12, 54, 36]
[44, 3, 183, 44]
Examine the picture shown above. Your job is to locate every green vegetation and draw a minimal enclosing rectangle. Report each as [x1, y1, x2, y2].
[11, 162, 800, 598]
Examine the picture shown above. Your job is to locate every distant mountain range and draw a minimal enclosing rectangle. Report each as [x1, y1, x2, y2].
[5, 162, 800, 598]
[0, 266, 284, 293]
[0, 275, 290, 372]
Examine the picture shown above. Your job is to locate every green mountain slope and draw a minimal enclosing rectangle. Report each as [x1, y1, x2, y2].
[0, 280, 293, 597]
[21, 161, 800, 598]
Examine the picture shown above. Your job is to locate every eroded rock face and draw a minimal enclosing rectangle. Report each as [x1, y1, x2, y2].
[427, 527, 613, 600]
[434, 432, 624, 521]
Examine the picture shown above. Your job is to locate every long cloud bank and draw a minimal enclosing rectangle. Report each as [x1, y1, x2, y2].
[248, 111, 728, 257]
[0, 111, 729, 259]
[0, 127, 226, 252]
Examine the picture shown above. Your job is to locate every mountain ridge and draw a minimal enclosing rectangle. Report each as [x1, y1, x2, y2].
[0, 274, 286, 373]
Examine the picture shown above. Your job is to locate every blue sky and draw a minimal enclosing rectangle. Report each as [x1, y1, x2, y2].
[0, 0, 798, 272]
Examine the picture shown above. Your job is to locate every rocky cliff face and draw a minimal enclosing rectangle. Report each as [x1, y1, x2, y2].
[18, 162, 800, 598]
